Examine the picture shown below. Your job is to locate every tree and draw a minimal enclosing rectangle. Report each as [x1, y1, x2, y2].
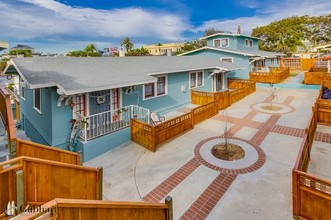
[9, 49, 32, 57]
[203, 27, 224, 37]
[121, 37, 134, 52]
[84, 43, 98, 56]
[125, 47, 151, 56]
[174, 39, 206, 55]
[155, 43, 163, 55]
[252, 14, 331, 52]
[67, 43, 100, 57]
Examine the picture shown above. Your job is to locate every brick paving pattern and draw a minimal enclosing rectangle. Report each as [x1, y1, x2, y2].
[143, 95, 331, 219]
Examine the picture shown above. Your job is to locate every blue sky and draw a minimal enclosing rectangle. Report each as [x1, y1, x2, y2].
[1, 0, 330, 54]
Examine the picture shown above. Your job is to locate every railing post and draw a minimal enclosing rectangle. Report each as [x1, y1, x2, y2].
[16, 170, 24, 214]
[292, 170, 300, 219]
[97, 166, 103, 200]
[165, 196, 173, 220]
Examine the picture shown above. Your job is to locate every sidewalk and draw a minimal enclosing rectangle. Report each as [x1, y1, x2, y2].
[86, 85, 321, 219]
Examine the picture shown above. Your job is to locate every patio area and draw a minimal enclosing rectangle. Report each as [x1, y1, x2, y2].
[85, 86, 322, 219]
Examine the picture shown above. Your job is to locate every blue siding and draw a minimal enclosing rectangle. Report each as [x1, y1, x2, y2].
[206, 35, 238, 50]
[77, 128, 130, 162]
[184, 50, 250, 79]
[123, 70, 213, 114]
[236, 37, 259, 51]
[20, 87, 74, 148]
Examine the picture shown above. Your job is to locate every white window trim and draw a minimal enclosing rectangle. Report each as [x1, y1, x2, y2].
[33, 88, 42, 114]
[20, 86, 25, 101]
[213, 38, 230, 48]
[220, 57, 234, 63]
[143, 75, 168, 100]
[189, 71, 204, 89]
[245, 39, 253, 48]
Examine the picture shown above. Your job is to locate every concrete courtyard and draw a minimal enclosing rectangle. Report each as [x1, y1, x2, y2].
[86, 84, 324, 219]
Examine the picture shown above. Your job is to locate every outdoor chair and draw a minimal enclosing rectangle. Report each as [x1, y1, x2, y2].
[150, 112, 165, 125]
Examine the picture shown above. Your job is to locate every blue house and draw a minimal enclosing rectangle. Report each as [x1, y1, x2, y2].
[179, 33, 284, 80]
[8, 56, 242, 161]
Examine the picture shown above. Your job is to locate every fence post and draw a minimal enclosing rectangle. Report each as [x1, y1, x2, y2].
[97, 166, 103, 200]
[16, 170, 24, 214]
[165, 196, 173, 220]
[292, 170, 300, 219]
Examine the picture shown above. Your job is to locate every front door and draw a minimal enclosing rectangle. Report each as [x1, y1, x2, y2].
[88, 89, 121, 129]
[214, 73, 223, 91]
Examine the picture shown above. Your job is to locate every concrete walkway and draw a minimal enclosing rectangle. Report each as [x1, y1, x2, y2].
[86, 85, 322, 219]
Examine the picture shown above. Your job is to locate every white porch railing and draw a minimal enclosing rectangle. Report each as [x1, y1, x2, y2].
[76, 105, 150, 141]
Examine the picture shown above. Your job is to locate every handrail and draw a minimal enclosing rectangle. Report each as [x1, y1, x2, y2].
[24, 197, 173, 220]
[44, 198, 169, 209]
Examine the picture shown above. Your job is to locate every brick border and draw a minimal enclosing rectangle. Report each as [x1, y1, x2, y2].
[194, 136, 266, 174]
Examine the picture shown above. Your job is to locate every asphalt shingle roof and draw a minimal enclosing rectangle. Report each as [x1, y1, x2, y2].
[12, 56, 243, 95]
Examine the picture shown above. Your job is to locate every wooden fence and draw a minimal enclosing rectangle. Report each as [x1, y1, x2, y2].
[23, 197, 173, 220]
[0, 156, 102, 214]
[314, 81, 331, 125]
[16, 139, 81, 165]
[281, 58, 301, 70]
[132, 80, 256, 152]
[249, 67, 290, 83]
[304, 71, 331, 85]
[292, 101, 331, 219]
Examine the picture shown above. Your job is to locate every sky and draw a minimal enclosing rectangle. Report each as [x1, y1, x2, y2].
[0, 0, 330, 54]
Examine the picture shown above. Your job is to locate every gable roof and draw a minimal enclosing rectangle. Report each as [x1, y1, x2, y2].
[200, 33, 261, 40]
[178, 46, 284, 58]
[10, 56, 243, 96]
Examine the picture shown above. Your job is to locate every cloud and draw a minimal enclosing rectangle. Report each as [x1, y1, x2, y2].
[0, 0, 190, 42]
[192, 0, 331, 35]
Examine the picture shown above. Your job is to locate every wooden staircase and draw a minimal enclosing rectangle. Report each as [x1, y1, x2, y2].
[0, 139, 172, 220]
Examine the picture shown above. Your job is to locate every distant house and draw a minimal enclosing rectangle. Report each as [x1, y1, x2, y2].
[179, 33, 284, 79]
[143, 42, 184, 56]
[7, 56, 242, 161]
[0, 41, 9, 52]
[10, 44, 41, 57]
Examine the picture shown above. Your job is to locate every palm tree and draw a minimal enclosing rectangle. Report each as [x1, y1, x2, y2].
[121, 37, 134, 52]
[84, 43, 98, 56]
[155, 43, 163, 55]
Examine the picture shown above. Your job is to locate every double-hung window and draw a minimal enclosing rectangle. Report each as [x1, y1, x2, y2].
[245, 39, 253, 48]
[144, 75, 167, 99]
[33, 88, 41, 113]
[214, 38, 229, 48]
[190, 71, 203, 88]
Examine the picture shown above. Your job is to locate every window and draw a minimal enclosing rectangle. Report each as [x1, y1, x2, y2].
[21, 86, 25, 100]
[220, 57, 233, 63]
[111, 89, 120, 110]
[245, 39, 253, 48]
[190, 71, 204, 88]
[213, 38, 229, 47]
[157, 76, 166, 95]
[75, 94, 86, 116]
[144, 75, 167, 99]
[33, 88, 41, 113]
